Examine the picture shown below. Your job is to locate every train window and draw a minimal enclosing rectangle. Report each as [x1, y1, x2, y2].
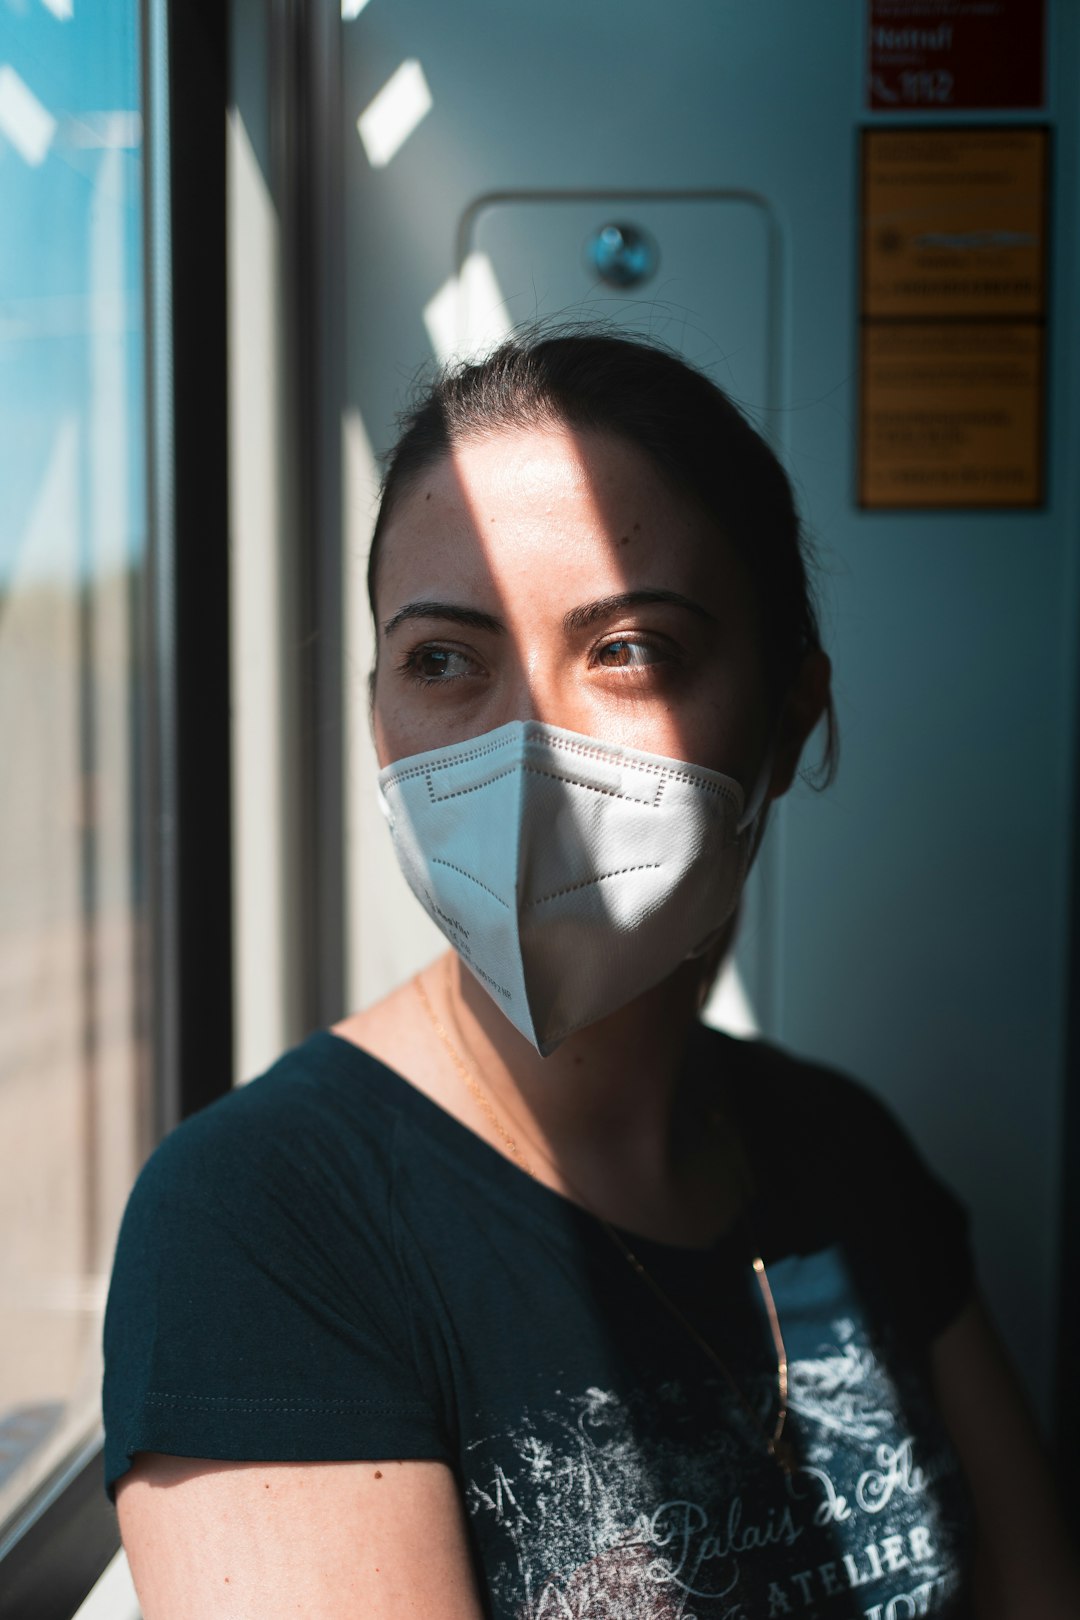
[0, 0, 149, 1548]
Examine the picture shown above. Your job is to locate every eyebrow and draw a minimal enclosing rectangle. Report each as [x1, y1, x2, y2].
[561, 589, 717, 634]
[380, 588, 716, 640]
[381, 601, 506, 637]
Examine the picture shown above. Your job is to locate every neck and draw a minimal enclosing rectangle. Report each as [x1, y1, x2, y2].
[439, 950, 743, 1240]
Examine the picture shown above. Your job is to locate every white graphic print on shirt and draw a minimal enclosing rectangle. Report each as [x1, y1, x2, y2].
[464, 1307, 971, 1620]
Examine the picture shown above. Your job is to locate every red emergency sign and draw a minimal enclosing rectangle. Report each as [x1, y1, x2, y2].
[868, 0, 1045, 111]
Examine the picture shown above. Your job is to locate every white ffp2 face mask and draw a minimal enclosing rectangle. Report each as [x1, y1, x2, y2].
[377, 721, 771, 1056]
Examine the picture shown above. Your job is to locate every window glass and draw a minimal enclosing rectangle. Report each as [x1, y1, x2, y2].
[0, 0, 147, 1527]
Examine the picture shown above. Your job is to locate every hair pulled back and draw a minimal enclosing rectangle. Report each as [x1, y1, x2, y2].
[368, 327, 837, 787]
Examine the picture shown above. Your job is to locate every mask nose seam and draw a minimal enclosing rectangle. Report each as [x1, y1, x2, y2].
[427, 765, 516, 804]
[380, 728, 513, 787]
[523, 764, 738, 809]
[524, 765, 623, 800]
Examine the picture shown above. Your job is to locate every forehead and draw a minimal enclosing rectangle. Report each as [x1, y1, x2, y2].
[374, 424, 750, 615]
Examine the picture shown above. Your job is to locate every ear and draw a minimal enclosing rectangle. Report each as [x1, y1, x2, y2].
[766, 648, 832, 801]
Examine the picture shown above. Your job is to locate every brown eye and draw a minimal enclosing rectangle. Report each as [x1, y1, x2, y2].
[595, 638, 662, 669]
[402, 645, 478, 683]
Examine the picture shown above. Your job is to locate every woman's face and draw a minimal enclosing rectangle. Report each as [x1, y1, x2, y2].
[371, 423, 782, 802]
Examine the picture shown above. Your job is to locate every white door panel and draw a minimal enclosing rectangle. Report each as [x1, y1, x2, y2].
[462, 194, 774, 420]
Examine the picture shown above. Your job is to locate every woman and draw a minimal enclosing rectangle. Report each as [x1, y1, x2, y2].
[105, 332, 1078, 1617]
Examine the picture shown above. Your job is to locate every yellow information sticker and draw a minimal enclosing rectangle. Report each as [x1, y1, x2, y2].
[859, 127, 1047, 509]
[860, 323, 1043, 507]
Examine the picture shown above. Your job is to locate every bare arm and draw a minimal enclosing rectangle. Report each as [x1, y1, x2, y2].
[116, 1452, 486, 1620]
[931, 1291, 1080, 1619]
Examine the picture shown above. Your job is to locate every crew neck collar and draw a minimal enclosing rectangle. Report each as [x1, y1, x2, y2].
[303, 1023, 770, 1269]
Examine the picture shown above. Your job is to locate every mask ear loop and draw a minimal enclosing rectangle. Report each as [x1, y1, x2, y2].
[735, 744, 775, 836]
[686, 743, 776, 962]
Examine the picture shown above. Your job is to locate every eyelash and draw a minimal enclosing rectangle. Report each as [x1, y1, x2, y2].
[591, 634, 673, 671]
[396, 633, 679, 688]
[397, 644, 481, 686]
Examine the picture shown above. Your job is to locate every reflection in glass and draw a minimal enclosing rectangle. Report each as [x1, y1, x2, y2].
[0, 0, 147, 1527]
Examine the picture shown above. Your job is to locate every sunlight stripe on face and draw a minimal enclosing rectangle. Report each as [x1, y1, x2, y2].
[356, 59, 432, 168]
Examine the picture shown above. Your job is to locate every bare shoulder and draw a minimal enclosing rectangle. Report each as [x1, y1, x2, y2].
[117, 1451, 485, 1620]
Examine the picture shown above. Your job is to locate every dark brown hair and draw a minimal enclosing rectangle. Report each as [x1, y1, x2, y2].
[368, 327, 837, 787]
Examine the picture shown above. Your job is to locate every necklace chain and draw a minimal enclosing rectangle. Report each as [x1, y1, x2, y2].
[413, 964, 794, 1474]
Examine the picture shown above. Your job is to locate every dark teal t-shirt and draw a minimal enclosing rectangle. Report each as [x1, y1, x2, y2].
[102, 1025, 977, 1618]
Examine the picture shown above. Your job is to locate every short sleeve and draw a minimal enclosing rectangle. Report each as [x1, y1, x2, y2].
[741, 1037, 978, 1347]
[815, 1065, 977, 1343]
[102, 1074, 452, 1504]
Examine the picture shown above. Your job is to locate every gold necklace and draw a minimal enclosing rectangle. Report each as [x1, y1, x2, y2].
[414, 964, 794, 1475]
